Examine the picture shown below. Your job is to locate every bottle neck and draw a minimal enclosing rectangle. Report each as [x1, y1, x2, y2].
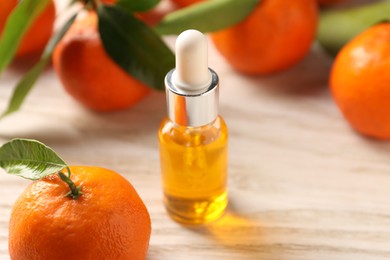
[165, 68, 219, 127]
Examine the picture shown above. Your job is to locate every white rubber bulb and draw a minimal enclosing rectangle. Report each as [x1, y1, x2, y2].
[173, 29, 211, 91]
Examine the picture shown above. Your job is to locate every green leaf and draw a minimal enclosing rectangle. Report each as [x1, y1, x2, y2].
[0, 139, 67, 180]
[317, 1, 390, 56]
[0, 0, 50, 74]
[117, 0, 160, 12]
[98, 5, 175, 91]
[154, 0, 260, 35]
[0, 14, 77, 119]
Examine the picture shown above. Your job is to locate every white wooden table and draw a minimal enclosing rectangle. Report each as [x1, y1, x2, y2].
[1, 0, 390, 259]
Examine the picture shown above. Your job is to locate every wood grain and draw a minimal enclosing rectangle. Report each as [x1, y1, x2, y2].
[1, 0, 390, 259]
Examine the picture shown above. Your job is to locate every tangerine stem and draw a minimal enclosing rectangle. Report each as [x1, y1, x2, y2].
[58, 169, 82, 200]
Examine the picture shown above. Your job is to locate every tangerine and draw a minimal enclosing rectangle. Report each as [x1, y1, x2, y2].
[330, 22, 390, 139]
[52, 11, 151, 112]
[211, 0, 318, 75]
[8, 166, 151, 260]
[0, 0, 55, 58]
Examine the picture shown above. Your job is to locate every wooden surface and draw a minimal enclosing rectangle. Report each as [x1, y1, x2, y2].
[1, 1, 390, 259]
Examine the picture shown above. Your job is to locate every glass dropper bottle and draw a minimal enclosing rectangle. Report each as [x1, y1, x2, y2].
[158, 29, 228, 224]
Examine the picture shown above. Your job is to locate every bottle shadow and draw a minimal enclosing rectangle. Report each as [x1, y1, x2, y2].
[179, 197, 283, 259]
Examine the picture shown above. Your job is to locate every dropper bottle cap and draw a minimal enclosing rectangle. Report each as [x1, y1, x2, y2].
[165, 29, 219, 127]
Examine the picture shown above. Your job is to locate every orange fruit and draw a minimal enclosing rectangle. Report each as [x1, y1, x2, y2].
[0, 0, 55, 58]
[330, 23, 390, 140]
[171, 0, 204, 8]
[211, 0, 318, 75]
[9, 166, 151, 260]
[52, 11, 151, 112]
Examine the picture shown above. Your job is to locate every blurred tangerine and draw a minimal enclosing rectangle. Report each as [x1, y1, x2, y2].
[211, 0, 318, 75]
[52, 11, 151, 112]
[331, 23, 390, 139]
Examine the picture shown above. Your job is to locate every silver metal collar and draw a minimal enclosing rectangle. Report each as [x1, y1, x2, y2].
[165, 68, 219, 127]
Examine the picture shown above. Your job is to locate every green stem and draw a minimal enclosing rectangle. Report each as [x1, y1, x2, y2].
[58, 168, 82, 200]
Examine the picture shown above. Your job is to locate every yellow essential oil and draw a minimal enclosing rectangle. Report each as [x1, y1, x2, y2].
[159, 116, 228, 224]
[159, 29, 228, 224]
